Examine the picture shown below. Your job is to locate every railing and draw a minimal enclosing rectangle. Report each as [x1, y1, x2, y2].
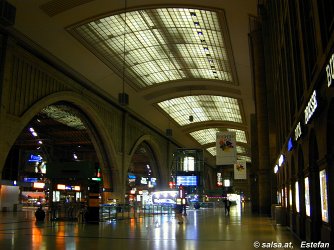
[100, 204, 174, 221]
[47, 202, 217, 222]
[48, 202, 84, 222]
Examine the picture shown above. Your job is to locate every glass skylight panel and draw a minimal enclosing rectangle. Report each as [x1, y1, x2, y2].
[158, 95, 242, 125]
[190, 128, 247, 145]
[227, 129, 247, 143]
[236, 146, 247, 154]
[238, 155, 252, 163]
[72, 8, 235, 88]
[190, 128, 218, 145]
[206, 147, 216, 156]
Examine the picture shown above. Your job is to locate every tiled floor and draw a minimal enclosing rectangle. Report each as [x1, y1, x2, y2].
[0, 203, 301, 250]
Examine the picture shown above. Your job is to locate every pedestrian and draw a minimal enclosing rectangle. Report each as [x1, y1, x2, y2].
[35, 205, 46, 221]
[174, 204, 184, 224]
[224, 198, 230, 215]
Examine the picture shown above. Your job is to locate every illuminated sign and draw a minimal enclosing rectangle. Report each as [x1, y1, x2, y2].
[278, 154, 284, 167]
[224, 179, 230, 187]
[295, 122, 302, 141]
[57, 184, 80, 191]
[274, 165, 279, 174]
[128, 174, 136, 179]
[57, 184, 66, 190]
[33, 182, 45, 189]
[141, 177, 148, 185]
[217, 172, 223, 186]
[176, 175, 198, 186]
[304, 90, 317, 124]
[24, 178, 38, 183]
[287, 138, 293, 151]
[28, 154, 43, 162]
[326, 53, 334, 87]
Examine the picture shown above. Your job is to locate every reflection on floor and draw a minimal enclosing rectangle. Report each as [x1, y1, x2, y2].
[0, 203, 301, 250]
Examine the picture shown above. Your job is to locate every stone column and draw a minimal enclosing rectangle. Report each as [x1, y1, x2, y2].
[249, 26, 271, 215]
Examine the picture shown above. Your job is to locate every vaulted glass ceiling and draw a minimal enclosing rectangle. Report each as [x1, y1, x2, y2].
[157, 95, 242, 126]
[190, 128, 247, 145]
[71, 8, 234, 88]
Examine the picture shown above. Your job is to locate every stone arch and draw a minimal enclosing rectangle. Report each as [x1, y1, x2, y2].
[128, 135, 166, 188]
[2, 91, 119, 194]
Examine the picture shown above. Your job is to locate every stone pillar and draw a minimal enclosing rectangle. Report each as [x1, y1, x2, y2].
[249, 26, 271, 215]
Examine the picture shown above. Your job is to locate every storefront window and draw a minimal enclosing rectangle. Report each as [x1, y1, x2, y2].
[295, 181, 300, 213]
[305, 177, 310, 217]
[319, 170, 329, 222]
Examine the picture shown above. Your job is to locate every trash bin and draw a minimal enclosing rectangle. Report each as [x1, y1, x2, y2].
[275, 205, 286, 225]
[271, 204, 277, 220]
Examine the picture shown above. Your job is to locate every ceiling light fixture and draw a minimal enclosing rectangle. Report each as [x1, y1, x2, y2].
[118, 0, 129, 106]
[189, 88, 194, 123]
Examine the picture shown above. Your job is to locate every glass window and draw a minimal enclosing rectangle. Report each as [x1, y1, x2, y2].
[183, 156, 194, 171]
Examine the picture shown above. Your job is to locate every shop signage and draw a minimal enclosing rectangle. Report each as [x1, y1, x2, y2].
[294, 122, 302, 141]
[304, 90, 317, 124]
[326, 53, 334, 87]
[28, 154, 43, 162]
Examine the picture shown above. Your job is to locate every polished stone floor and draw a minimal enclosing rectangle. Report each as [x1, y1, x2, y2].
[0, 203, 301, 250]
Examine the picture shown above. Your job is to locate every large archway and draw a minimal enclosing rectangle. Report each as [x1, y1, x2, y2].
[1, 101, 113, 217]
[126, 141, 160, 205]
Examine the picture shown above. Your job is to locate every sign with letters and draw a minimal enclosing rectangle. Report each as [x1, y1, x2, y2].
[326, 52, 334, 87]
[304, 90, 317, 124]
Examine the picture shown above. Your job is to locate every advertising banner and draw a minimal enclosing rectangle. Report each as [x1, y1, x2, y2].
[234, 161, 247, 179]
[216, 131, 236, 165]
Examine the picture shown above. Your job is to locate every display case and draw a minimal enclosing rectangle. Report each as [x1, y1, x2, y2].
[289, 185, 292, 208]
[319, 170, 328, 222]
[304, 177, 310, 217]
[295, 181, 300, 213]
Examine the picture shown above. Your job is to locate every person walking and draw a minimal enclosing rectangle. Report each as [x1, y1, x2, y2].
[174, 204, 184, 224]
[224, 198, 230, 215]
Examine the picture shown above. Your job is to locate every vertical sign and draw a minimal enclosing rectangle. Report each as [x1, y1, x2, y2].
[216, 131, 236, 165]
[234, 161, 247, 179]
